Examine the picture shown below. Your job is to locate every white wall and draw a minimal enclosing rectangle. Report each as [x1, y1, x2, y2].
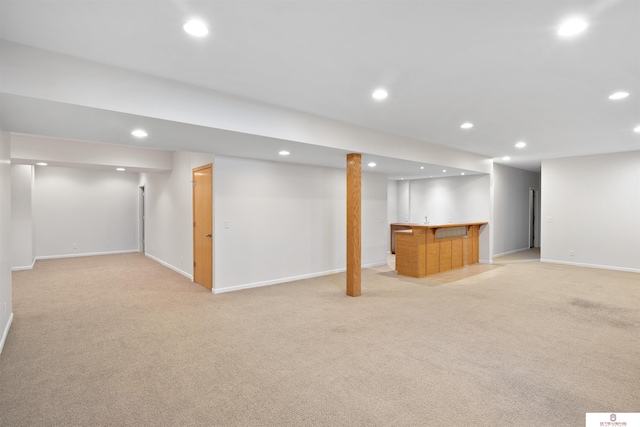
[408, 174, 491, 225]
[386, 180, 398, 251]
[11, 164, 35, 269]
[34, 166, 140, 258]
[541, 151, 640, 272]
[140, 151, 215, 279]
[362, 170, 389, 266]
[0, 127, 13, 354]
[492, 164, 540, 256]
[396, 180, 411, 223]
[214, 156, 387, 292]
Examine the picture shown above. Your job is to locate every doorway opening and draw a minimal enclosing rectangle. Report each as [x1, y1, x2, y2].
[529, 187, 540, 248]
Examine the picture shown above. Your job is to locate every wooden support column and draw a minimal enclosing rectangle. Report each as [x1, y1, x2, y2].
[346, 153, 361, 297]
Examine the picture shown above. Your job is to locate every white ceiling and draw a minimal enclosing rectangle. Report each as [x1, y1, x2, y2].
[1, 0, 639, 174]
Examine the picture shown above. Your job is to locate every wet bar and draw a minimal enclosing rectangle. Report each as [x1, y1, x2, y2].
[391, 222, 487, 278]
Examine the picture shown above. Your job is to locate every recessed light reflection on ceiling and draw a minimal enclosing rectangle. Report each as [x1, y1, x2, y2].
[460, 122, 473, 129]
[372, 88, 388, 100]
[116, 168, 126, 171]
[461, 173, 465, 176]
[634, 125, 640, 133]
[502, 156, 511, 161]
[183, 19, 209, 37]
[36, 162, 48, 166]
[131, 129, 148, 138]
[608, 91, 629, 100]
[278, 150, 290, 156]
[557, 17, 588, 37]
[442, 169, 447, 173]
[515, 141, 527, 148]
[420, 166, 424, 170]
[368, 162, 377, 167]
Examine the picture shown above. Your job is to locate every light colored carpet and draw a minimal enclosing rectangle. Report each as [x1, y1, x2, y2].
[1, 253, 638, 426]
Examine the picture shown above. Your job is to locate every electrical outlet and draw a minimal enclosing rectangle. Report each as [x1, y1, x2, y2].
[569, 250, 575, 257]
[73, 243, 77, 250]
[224, 220, 231, 229]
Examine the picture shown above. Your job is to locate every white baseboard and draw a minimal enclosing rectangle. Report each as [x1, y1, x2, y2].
[540, 259, 640, 274]
[36, 249, 139, 261]
[12, 258, 36, 271]
[0, 312, 14, 355]
[213, 260, 388, 294]
[144, 253, 193, 280]
[213, 269, 343, 294]
[492, 247, 536, 259]
[362, 261, 388, 269]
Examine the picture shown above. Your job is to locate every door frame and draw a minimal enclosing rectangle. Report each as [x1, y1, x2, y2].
[192, 164, 213, 290]
[139, 185, 145, 253]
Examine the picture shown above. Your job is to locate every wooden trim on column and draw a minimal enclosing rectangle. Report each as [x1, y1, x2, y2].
[346, 153, 362, 297]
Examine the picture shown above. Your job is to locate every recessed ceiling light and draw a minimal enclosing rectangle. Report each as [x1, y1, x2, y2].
[36, 162, 47, 166]
[116, 168, 126, 171]
[183, 19, 208, 37]
[131, 129, 148, 138]
[420, 166, 424, 170]
[460, 122, 474, 129]
[461, 172, 465, 176]
[502, 156, 511, 161]
[634, 125, 640, 133]
[442, 169, 447, 173]
[608, 91, 629, 100]
[515, 141, 527, 148]
[278, 150, 290, 156]
[557, 17, 588, 37]
[367, 162, 376, 167]
[372, 88, 388, 100]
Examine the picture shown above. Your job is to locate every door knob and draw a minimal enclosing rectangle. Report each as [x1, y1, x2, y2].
[205, 234, 212, 238]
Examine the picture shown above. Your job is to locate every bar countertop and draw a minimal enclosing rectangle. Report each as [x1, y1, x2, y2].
[390, 222, 487, 229]
[389, 222, 488, 254]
